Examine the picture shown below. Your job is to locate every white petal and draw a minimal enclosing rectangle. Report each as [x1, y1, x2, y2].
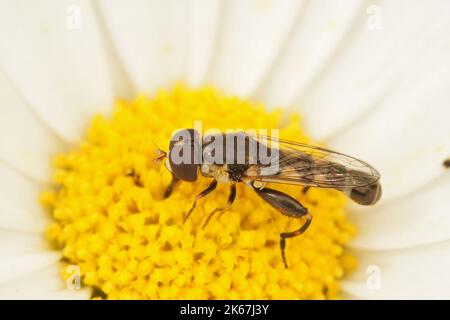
[186, 0, 220, 87]
[0, 229, 50, 258]
[0, 252, 60, 285]
[0, 262, 91, 300]
[330, 58, 450, 202]
[97, 0, 189, 94]
[0, 263, 62, 294]
[0, 0, 125, 142]
[349, 174, 450, 250]
[207, 0, 306, 97]
[40, 289, 91, 300]
[342, 241, 450, 299]
[3, 289, 90, 300]
[0, 164, 50, 232]
[0, 69, 65, 182]
[256, 0, 362, 106]
[298, 1, 450, 141]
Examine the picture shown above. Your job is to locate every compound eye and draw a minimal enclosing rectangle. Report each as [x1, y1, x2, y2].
[169, 162, 198, 182]
[167, 128, 200, 182]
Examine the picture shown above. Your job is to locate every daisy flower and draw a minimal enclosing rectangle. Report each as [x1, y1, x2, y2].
[0, 0, 449, 299]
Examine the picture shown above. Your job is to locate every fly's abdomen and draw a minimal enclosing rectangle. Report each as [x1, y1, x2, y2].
[348, 182, 382, 205]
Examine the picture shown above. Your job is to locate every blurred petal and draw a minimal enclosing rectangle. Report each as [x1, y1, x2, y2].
[0, 263, 62, 295]
[0, 69, 65, 182]
[0, 229, 50, 258]
[0, 252, 60, 284]
[298, 0, 450, 141]
[0, 164, 50, 232]
[0, 263, 90, 299]
[207, 0, 305, 97]
[38, 289, 90, 300]
[0, 0, 125, 142]
[256, 0, 362, 106]
[97, 0, 189, 94]
[342, 241, 450, 299]
[349, 174, 450, 250]
[186, 0, 220, 87]
[330, 58, 450, 201]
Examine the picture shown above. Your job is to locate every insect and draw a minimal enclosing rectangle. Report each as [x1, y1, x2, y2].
[443, 158, 450, 169]
[156, 129, 382, 268]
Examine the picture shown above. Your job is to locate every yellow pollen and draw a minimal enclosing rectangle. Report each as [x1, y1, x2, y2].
[41, 84, 356, 299]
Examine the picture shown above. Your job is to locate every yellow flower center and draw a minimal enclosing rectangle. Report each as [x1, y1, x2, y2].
[40, 85, 356, 299]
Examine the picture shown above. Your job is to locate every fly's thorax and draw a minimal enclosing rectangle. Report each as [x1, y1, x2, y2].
[202, 131, 278, 166]
[200, 163, 230, 183]
[200, 162, 249, 183]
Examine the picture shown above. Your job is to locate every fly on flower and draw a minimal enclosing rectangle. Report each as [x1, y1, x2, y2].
[158, 129, 382, 268]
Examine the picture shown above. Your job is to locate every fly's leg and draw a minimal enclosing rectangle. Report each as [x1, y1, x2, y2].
[279, 213, 312, 268]
[184, 180, 218, 223]
[302, 186, 310, 194]
[164, 174, 180, 198]
[252, 185, 312, 268]
[202, 184, 236, 229]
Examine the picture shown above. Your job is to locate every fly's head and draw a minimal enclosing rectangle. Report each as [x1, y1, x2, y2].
[165, 128, 201, 182]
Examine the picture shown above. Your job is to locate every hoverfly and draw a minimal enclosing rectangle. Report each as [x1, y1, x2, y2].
[156, 129, 381, 268]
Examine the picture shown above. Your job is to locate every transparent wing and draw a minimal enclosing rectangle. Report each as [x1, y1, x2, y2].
[246, 135, 381, 188]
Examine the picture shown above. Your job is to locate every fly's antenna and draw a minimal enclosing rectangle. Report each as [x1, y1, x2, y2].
[152, 140, 167, 163]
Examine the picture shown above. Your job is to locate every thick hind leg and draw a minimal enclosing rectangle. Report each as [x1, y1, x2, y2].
[253, 185, 312, 268]
[279, 213, 312, 268]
